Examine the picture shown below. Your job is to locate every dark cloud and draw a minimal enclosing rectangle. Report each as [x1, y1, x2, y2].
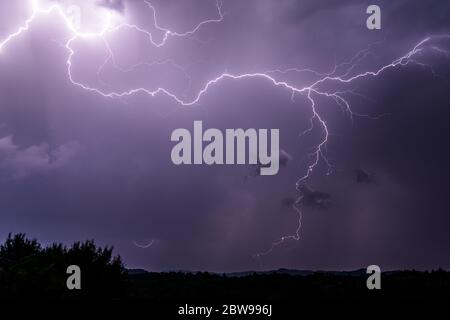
[355, 168, 373, 184]
[281, 197, 296, 209]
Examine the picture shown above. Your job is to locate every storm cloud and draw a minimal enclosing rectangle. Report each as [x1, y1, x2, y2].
[0, 0, 449, 272]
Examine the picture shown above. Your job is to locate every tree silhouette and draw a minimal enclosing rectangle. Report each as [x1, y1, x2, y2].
[0, 234, 127, 299]
[1, 234, 450, 301]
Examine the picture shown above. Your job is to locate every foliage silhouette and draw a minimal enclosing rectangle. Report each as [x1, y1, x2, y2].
[1, 234, 450, 301]
[0, 234, 127, 299]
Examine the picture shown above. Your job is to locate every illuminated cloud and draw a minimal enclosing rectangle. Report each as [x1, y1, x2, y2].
[96, 0, 125, 13]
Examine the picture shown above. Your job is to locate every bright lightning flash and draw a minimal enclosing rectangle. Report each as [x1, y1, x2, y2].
[0, 0, 448, 258]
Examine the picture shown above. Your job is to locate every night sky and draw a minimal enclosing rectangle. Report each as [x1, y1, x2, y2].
[0, 0, 450, 272]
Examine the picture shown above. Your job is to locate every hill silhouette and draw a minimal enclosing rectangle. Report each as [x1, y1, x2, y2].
[1, 234, 449, 301]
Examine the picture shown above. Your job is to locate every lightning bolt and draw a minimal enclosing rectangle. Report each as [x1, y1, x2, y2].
[133, 239, 155, 249]
[1, 0, 449, 261]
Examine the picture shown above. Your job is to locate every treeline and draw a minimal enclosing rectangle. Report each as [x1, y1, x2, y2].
[128, 269, 450, 301]
[0, 234, 127, 299]
[1, 234, 450, 300]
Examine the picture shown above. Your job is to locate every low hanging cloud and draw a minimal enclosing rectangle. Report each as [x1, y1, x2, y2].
[0, 136, 81, 179]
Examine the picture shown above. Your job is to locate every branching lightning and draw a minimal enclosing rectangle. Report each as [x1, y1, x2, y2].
[0, 0, 448, 258]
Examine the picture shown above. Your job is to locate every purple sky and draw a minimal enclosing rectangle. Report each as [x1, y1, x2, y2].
[0, 0, 450, 272]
